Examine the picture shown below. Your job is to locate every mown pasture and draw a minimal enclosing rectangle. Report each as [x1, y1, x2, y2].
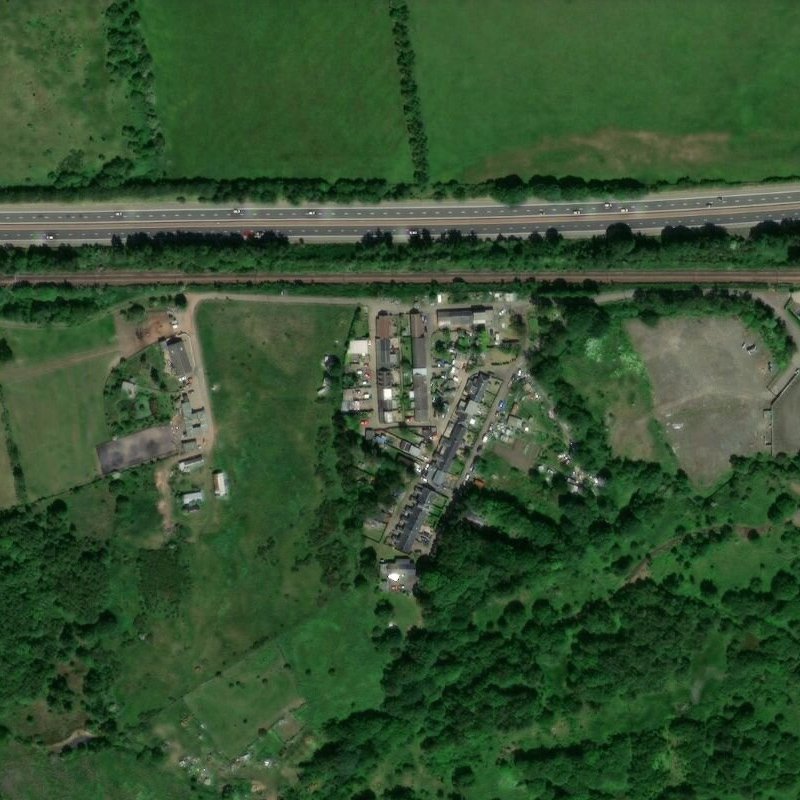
[0, 315, 119, 500]
[139, 0, 412, 181]
[0, 316, 116, 366]
[409, 0, 800, 183]
[2, 352, 113, 499]
[0, 0, 133, 186]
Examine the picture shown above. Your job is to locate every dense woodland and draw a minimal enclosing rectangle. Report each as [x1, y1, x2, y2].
[1, 291, 800, 799]
[288, 294, 800, 800]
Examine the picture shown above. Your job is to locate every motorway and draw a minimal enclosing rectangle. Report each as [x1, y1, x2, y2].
[3, 183, 800, 245]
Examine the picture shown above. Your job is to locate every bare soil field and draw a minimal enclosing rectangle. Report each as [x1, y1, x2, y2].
[96, 425, 177, 475]
[771, 373, 800, 455]
[115, 311, 173, 358]
[493, 438, 540, 473]
[627, 317, 772, 484]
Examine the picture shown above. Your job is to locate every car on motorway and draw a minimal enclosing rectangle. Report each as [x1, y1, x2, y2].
[706, 201, 713, 207]
[572, 208, 582, 215]
[232, 208, 243, 215]
[620, 207, 630, 213]
[407, 228, 419, 235]
[44, 233, 55, 240]
[603, 201, 612, 209]
[113, 211, 123, 218]
[538, 209, 545, 215]
[307, 210, 318, 216]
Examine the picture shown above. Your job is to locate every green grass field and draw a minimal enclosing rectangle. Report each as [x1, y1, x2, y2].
[0, 428, 16, 508]
[0, 739, 193, 800]
[560, 318, 663, 463]
[0, 0, 134, 186]
[139, 0, 412, 181]
[184, 589, 392, 758]
[0, 314, 118, 500]
[114, 301, 358, 726]
[409, 0, 800, 182]
[2, 352, 112, 499]
[0, 316, 116, 366]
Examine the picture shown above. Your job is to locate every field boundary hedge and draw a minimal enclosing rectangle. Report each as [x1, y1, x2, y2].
[0, 3, 797, 203]
[388, 0, 429, 183]
[1, 219, 800, 276]
[0, 384, 26, 502]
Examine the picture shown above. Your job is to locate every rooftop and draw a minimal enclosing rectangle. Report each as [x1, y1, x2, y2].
[166, 337, 192, 380]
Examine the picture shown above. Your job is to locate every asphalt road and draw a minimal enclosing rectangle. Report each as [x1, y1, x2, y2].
[4, 183, 800, 245]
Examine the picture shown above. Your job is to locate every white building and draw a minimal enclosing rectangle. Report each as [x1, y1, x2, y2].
[213, 471, 229, 499]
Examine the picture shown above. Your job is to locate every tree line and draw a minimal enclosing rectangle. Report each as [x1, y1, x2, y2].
[3, 218, 800, 276]
[388, 0, 429, 184]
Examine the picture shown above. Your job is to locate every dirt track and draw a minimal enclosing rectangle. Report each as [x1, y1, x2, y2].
[4, 268, 800, 287]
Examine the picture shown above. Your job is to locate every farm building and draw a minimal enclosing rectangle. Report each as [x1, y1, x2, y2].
[376, 313, 393, 339]
[166, 337, 192, 381]
[412, 375, 430, 423]
[410, 309, 426, 338]
[213, 470, 229, 498]
[436, 306, 494, 330]
[182, 490, 204, 509]
[178, 454, 205, 473]
[411, 338, 428, 375]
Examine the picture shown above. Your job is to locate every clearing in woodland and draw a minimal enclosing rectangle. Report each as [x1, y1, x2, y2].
[409, 0, 800, 183]
[627, 316, 773, 484]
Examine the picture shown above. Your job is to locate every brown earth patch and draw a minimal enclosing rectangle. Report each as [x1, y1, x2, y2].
[115, 310, 172, 358]
[469, 129, 731, 182]
[626, 316, 772, 485]
[47, 728, 95, 753]
[493, 438, 540, 473]
[155, 460, 176, 536]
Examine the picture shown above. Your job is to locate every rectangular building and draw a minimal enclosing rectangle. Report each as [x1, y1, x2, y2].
[166, 337, 192, 381]
[213, 471, 229, 498]
[436, 306, 494, 330]
[178, 454, 205, 473]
